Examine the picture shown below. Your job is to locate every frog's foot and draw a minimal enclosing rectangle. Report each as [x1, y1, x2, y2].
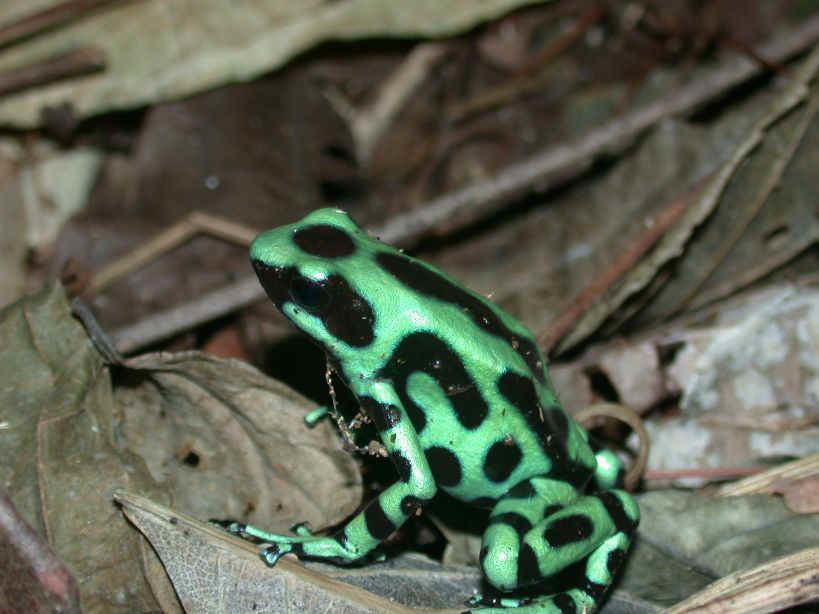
[258, 542, 292, 566]
[466, 591, 530, 608]
[304, 406, 329, 426]
[477, 482, 639, 613]
[227, 520, 314, 541]
[465, 588, 594, 613]
[228, 520, 362, 566]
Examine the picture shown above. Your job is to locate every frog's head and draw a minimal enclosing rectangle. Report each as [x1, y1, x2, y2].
[250, 208, 376, 353]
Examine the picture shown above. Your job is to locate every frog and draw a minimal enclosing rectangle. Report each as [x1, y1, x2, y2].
[235, 208, 640, 613]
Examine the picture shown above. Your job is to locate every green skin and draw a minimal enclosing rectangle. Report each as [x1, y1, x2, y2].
[237, 208, 639, 613]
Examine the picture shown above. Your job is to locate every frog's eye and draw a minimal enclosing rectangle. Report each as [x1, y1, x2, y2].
[290, 276, 332, 312]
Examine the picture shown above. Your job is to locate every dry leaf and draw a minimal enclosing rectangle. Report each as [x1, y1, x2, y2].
[119, 350, 362, 534]
[116, 490, 442, 613]
[0, 284, 167, 612]
[0, 0, 552, 127]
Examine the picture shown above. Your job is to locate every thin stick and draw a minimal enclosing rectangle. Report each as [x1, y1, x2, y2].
[88, 212, 258, 295]
[0, 47, 105, 97]
[111, 275, 262, 354]
[0, 0, 123, 48]
[332, 42, 449, 164]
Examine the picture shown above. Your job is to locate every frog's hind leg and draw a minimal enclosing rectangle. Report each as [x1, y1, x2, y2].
[476, 476, 639, 613]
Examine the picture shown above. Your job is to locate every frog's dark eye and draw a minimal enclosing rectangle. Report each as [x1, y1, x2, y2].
[290, 276, 332, 311]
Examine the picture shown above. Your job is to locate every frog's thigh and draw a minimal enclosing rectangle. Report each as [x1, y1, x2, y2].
[479, 476, 579, 592]
[481, 479, 638, 596]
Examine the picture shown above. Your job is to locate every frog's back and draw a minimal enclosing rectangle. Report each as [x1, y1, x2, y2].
[251, 208, 597, 505]
[345, 227, 597, 504]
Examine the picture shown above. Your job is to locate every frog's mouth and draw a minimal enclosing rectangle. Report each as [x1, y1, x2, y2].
[250, 259, 292, 309]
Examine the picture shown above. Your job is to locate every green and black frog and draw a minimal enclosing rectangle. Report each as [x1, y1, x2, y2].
[234, 208, 639, 613]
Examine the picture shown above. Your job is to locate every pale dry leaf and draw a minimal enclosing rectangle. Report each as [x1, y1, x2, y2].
[0, 0, 551, 127]
[118, 350, 362, 538]
[114, 490, 427, 614]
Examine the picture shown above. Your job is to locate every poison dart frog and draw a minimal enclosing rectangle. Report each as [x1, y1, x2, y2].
[235, 208, 639, 613]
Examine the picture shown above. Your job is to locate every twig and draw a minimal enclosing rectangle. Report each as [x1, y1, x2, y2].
[665, 547, 819, 613]
[91, 213, 259, 353]
[111, 276, 262, 354]
[0, 0, 124, 48]
[71, 297, 124, 364]
[88, 212, 258, 295]
[700, 407, 819, 432]
[643, 466, 766, 481]
[573, 402, 649, 491]
[325, 42, 450, 165]
[715, 453, 819, 497]
[0, 47, 105, 97]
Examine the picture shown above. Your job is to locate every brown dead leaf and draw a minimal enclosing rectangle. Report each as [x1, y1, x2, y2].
[118, 350, 362, 535]
[0, 284, 167, 612]
[0, 283, 361, 612]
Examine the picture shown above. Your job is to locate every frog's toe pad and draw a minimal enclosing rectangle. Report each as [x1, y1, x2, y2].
[260, 543, 290, 566]
[466, 592, 528, 608]
[226, 521, 247, 536]
[466, 592, 499, 607]
[289, 521, 314, 536]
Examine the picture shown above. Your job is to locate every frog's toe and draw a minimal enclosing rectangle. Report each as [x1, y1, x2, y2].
[466, 592, 527, 609]
[289, 521, 314, 536]
[466, 592, 504, 607]
[226, 521, 247, 536]
[260, 542, 292, 566]
[304, 405, 329, 426]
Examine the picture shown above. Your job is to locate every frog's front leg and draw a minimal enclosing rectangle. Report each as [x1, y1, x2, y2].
[475, 476, 639, 613]
[234, 397, 437, 566]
